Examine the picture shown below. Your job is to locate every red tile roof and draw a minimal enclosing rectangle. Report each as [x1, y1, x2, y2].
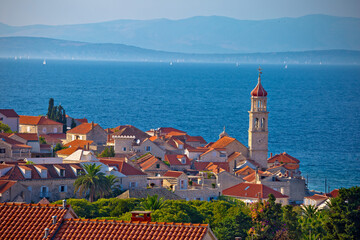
[0, 109, 19, 118]
[56, 146, 82, 156]
[0, 134, 32, 149]
[209, 136, 236, 149]
[111, 125, 150, 140]
[223, 182, 288, 199]
[159, 127, 187, 135]
[186, 136, 207, 144]
[243, 170, 271, 182]
[163, 170, 184, 178]
[0, 202, 70, 239]
[165, 154, 191, 166]
[0, 180, 17, 194]
[66, 123, 99, 134]
[304, 194, 329, 201]
[19, 115, 62, 125]
[206, 162, 230, 173]
[75, 118, 88, 124]
[100, 159, 146, 176]
[64, 140, 94, 148]
[0, 164, 83, 180]
[10, 133, 39, 141]
[227, 152, 241, 162]
[268, 152, 300, 164]
[137, 155, 161, 171]
[329, 189, 339, 198]
[53, 218, 210, 240]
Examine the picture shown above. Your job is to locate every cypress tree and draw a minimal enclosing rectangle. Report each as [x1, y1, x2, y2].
[47, 98, 54, 118]
[62, 109, 67, 133]
[71, 118, 77, 129]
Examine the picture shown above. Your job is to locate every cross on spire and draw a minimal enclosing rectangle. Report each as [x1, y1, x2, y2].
[258, 66, 262, 83]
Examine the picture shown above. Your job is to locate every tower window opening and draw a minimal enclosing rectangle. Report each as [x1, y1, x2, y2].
[254, 118, 259, 129]
[261, 118, 265, 129]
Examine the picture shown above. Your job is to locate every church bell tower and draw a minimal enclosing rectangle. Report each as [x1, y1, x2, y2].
[248, 67, 269, 169]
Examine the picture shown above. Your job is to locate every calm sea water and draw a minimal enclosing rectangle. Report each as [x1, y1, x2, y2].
[1, 59, 359, 192]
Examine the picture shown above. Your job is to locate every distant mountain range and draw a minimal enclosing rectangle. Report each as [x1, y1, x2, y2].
[1, 37, 359, 64]
[0, 15, 359, 54]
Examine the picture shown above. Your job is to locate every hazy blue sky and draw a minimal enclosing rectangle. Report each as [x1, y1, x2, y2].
[1, 0, 359, 26]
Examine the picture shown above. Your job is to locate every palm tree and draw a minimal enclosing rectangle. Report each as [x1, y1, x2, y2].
[139, 194, 165, 211]
[302, 204, 319, 218]
[74, 163, 110, 202]
[105, 175, 121, 197]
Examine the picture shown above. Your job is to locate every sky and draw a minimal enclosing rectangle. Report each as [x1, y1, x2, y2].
[1, 0, 359, 26]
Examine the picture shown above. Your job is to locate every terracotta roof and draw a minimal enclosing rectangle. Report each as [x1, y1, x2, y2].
[199, 148, 226, 157]
[186, 136, 207, 144]
[19, 115, 62, 125]
[206, 162, 230, 173]
[165, 155, 191, 166]
[235, 166, 255, 176]
[227, 152, 241, 162]
[163, 170, 184, 178]
[210, 136, 236, 149]
[0, 134, 32, 149]
[166, 131, 187, 137]
[56, 146, 82, 156]
[100, 159, 146, 176]
[0, 202, 70, 239]
[186, 147, 209, 153]
[268, 152, 300, 164]
[283, 164, 300, 170]
[223, 182, 288, 199]
[111, 125, 150, 140]
[64, 140, 94, 148]
[66, 123, 99, 134]
[0, 180, 17, 194]
[75, 118, 88, 124]
[251, 74, 267, 97]
[149, 136, 158, 141]
[0, 164, 83, 180]
[329, 189, 339, 198]
[159, 127, 186, 135]
[243, 170, 271, 182]
[304, 194, 329, 201]
[53, 218, 209, 240]
[137, 155, 161, 171]
[0, 109, 19, 118]
[10, 133, 39, 141]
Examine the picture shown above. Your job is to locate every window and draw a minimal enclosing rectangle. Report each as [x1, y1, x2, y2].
[156, 164, 160, 169]
[27, 126, 30, 132]
[54, 127, 57, 133]
[129, 182, 137, 189]
[145, 146, 151, 152]
[220, 153, 226, 157]
[254, 118, 259, 128]
[0, 117, 3, 121]
[72, 135, 75, 141]
[27, 186, 32, 192]
[59, 185, 67, 193]
[122, 147, 127, 151]
[42, 128, 46, 133]
[0, 149, 5, 153]
[60, 169, 65, 177]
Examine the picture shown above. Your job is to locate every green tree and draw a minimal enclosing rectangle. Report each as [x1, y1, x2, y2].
[74, 163, 110, 202]
[139, 194, 165, 211]
[323, 186, 360, 240]
[213, 210, 251, 240]
[282, 205, 301, 240]
[0, 122, 12, 133]
[47, 98, 54, 118]
[105, 175, 121, 197]
[71, 118, 77, 129]
[99, 147, 115, 157]
[39, 136, 47, 144]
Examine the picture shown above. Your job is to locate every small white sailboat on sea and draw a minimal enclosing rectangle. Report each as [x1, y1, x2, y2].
[284, 64, 288, 69]
[169, 62, 173, 66]
[43, 59, 46, 65]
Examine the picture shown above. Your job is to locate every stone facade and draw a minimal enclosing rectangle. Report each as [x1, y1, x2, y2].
[20, 124, 63, 135]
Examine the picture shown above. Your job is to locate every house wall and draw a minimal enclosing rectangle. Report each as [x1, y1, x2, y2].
[114, 138, 134, 154]
[175, 188, 221, 201]
[261, 178, 306, 203]
[86, 125, 107, 145]
[217, 171, 244, 191]
[120, 175, 147, 191]
[143, 161, 170, 177]
[199, 151, 226, 162]
[135, 140, 166, 160]
[0, 141, 13, 158]
[66, 134, 86, 143]
[225, 140, 249, 158]
[19, 124, 37, 133]
[19, 178, 78, 203]
[0, 182, 30, 203]
[38, 125, 63, 134]
[0, 114, 19, 132]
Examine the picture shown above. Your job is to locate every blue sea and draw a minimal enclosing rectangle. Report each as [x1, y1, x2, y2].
[1, 59, 359, 192]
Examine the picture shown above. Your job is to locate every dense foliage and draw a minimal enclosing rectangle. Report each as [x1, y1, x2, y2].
[0, 122, 12, 133]
[60, 186, 360, 239]
[46, 98, 67, 133]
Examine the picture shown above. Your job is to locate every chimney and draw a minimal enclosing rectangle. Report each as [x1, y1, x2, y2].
[87, 142, 90, 150]
[270, 152, 273, 157]
[52, 216, 57, 225]
[62, 199, 67, 209]
[43, 228, 49, 238]
[91, 121, 95, 129]
[130, 211, 152, 222]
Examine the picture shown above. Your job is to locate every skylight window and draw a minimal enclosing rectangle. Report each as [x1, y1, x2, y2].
[245, 186, 250, 191]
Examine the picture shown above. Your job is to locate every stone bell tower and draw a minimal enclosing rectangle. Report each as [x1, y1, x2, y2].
[248, 67, 269, 169]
